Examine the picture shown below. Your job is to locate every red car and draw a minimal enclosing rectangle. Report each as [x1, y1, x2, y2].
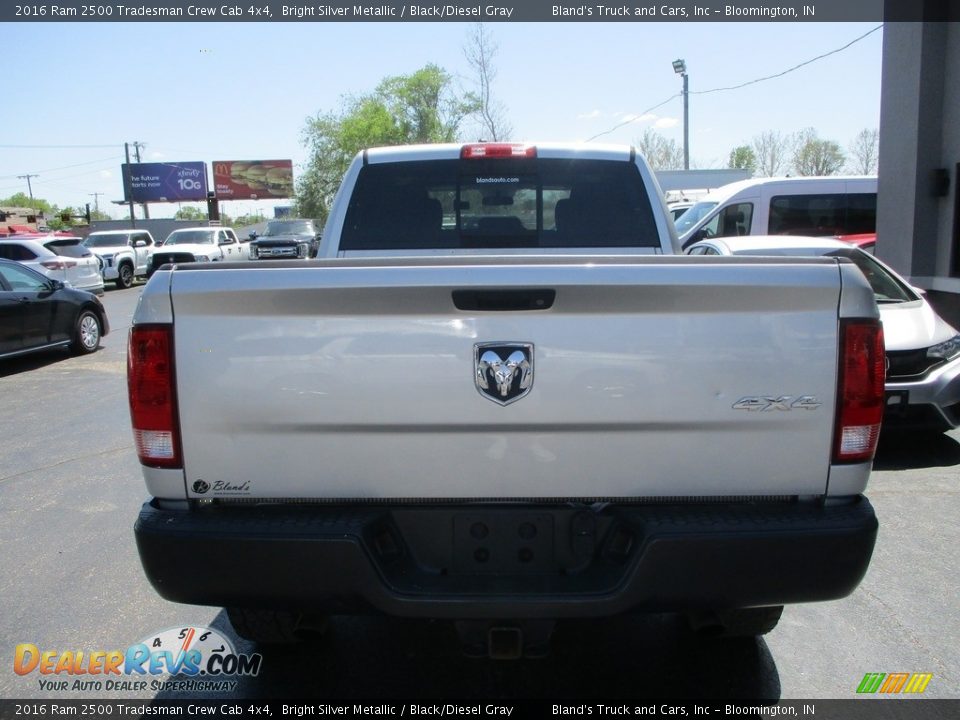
[836, 232, 876, 254]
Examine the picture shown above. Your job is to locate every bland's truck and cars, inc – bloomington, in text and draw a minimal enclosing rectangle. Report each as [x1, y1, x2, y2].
[128, 143, 883, 657]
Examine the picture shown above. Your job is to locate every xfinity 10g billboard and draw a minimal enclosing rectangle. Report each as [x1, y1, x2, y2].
[122, 162, 208, 202]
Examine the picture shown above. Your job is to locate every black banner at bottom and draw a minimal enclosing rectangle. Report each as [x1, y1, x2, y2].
[1, 700, 958, 720]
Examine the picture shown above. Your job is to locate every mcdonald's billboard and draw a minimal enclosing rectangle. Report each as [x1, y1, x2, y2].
[213, 160, 294, 200]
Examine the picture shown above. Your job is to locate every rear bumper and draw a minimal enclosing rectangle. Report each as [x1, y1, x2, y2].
[135, 497, 878, 619]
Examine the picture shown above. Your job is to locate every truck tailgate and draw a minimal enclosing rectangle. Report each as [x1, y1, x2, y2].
[167, 258, 844, 500]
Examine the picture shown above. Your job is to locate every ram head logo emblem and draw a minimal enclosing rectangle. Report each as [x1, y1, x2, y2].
[475, 343, 534, 405]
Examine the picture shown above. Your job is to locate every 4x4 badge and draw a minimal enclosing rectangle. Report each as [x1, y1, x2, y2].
[475, 343, 534, 406]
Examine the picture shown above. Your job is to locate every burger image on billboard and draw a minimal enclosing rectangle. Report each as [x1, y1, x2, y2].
[243, 164, 268, 191]
[266, 166, 293, 197]
[230, 162, 249, 182]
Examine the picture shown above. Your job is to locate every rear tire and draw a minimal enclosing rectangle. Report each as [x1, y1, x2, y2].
[226, 608, 309, 645]
[686, 606, 783, 638]
[115, 262, 134, 289]
[71, 310, 102, 355]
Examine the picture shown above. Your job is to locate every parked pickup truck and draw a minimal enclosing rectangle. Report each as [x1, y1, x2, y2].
[130, 143, 883, 657]
[248, 218, 321, 259]
[148, 226, 245, 276]
[82, 229, 155, 289]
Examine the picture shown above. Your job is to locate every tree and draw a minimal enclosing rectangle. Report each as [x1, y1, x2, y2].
[848, 128, 879, 175]
[634, 128, 684, 170]
[175, 205, 207, 221]
[297, 64, 479, 221]
[231, 213, 266, 229]
[791, 128, 845, 176]
[464, 23, 512, 141]
[728, 145, 757, 173]
[1, 192, 56, 215]
[751, 131, 791, 177]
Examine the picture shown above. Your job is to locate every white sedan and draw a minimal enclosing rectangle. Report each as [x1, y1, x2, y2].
[686, 235, 960, 433]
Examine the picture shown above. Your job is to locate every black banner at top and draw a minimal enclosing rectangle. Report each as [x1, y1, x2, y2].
[4, 0, 941, 24]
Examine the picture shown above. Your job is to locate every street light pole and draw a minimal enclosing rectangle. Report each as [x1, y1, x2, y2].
[672, 59, 690, 170]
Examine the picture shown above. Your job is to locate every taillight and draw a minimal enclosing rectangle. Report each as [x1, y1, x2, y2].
[833, 319, 885, 463]
[461, 143, 536, 159]
[41, 259, 77, 270]
[127, 325, 181, 469]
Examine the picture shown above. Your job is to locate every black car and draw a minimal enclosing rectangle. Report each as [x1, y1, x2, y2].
[0, 258, 109, 360]
[249, 219, 321, 259]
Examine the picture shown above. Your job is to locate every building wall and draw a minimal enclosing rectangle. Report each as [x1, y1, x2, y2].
[878, 13, 960, 326]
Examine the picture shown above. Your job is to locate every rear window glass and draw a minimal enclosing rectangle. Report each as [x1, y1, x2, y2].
[0, 244, 38, 261]
[340, 158, 659, 251]
[45, 239, 91, 258]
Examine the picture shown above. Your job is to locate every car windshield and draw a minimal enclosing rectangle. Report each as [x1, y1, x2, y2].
[735, 245, 918, 304]
[825, 248, 918, 303]
[83, 234, 126, 248]
[45, 239, 91, 258]
[263, 221, 314, 236]
[674, 201, 718, 234]
[165, 231, 215, 245]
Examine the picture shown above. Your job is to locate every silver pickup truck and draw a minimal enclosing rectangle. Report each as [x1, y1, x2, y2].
[130, 143, 883, 657]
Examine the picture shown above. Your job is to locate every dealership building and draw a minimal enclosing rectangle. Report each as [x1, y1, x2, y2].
[878, 3, 960, 323]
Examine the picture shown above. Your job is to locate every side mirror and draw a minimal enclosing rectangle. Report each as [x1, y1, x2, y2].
[134, 240, 148, 248]
[910, 286, 927, 297]
[47, 279, 65, 292]
[249, 231, 258, 240]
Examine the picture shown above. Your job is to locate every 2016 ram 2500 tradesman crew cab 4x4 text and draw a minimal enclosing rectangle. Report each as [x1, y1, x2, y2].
[130, 143, 883, 656]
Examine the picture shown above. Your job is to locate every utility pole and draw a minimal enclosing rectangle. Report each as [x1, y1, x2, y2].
[124, 142, 136, 229]
[17, 173, 38, 200]
[88, 192, 103, 215]
[132, 141, 150, 219]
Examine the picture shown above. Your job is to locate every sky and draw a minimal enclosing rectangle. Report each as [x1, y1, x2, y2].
[1, 20, 884, 220]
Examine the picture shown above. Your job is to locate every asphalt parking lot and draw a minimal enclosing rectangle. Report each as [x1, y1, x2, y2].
[1, 284, 957, 701]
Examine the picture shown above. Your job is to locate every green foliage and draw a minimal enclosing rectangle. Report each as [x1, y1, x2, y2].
[297, 64, 479, 221]
[1, 192, 56, 215]
[1, 193, 113, 229]
[728, 145, 757, 173]
[231, 213, 267, 229]
[791, 128, 845, 176]
[175, 205, 207, 221]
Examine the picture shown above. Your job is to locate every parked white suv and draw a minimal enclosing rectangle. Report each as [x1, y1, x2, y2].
[0, 235, 104, 295]
[83, 230, 155, 289]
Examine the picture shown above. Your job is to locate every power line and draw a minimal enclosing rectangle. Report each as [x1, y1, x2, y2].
[0, 155, 123, 180]
[586, 24, 882, 143]
[692, 25, 883, 96]
[0, 143, 119, 149]
[586, 94, 681, 142]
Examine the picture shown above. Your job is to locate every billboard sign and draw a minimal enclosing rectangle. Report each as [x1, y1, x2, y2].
[213, 160, 294, 200]
[122, 162, 208, 202]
